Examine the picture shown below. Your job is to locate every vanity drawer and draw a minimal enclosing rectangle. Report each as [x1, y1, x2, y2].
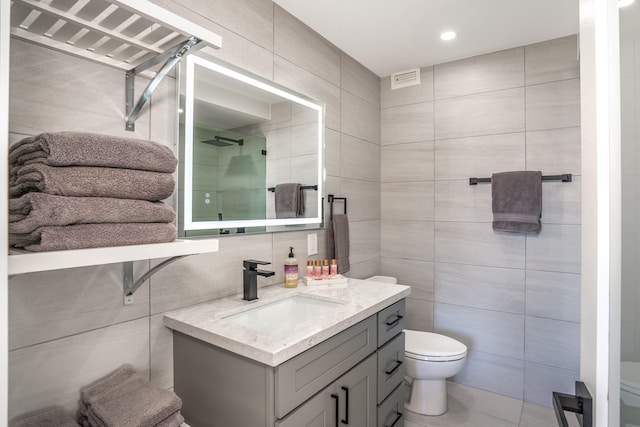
[274, 315, 377, 419]
[377, 332, 405, 404]
[377, 383, 405, 427]
[377, 300, 405, 346]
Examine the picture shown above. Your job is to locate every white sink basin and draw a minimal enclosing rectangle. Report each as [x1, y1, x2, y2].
[222, 295, 345, 333]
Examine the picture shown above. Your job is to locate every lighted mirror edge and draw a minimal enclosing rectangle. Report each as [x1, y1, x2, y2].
[182, 54, 325, 231]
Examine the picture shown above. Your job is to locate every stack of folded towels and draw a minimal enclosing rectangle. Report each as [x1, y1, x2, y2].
[77, 366, 184, 427]
[8, 132, 178, 252]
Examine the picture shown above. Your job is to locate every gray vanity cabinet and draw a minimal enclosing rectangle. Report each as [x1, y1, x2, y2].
[172, 299, 406, 427]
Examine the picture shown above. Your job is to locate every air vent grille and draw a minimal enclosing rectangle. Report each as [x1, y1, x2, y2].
[390, 68, 421, 90]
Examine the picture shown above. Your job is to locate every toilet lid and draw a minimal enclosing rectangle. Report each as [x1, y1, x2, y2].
[404, 330, 467, 361]
[622, 362, 640, 395]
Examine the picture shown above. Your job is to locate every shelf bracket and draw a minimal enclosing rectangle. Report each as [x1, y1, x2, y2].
[123, 255, 188, 305]
[125, 36, 202, 131]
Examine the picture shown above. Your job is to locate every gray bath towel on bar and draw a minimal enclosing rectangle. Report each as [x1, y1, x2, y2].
[9, 132, 177, 173]
[275, 183, 304, 218]
[10, 164, 175, 201]
[10, 222, 176, 252]
[331, 214, 350, 274]
[492, 171, 542, 233]
[11, 408, 80, 427]
[9, 193, 175, 234]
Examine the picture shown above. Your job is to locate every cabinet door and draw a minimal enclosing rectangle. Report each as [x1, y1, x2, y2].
[335, 353, 377, 427]
[276, 383, 338, 427]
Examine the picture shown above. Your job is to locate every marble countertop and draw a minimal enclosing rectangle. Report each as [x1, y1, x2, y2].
[163, 278, 410, 366]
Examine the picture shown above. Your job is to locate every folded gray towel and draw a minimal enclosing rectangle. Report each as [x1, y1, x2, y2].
[155, 411, 184, 427]
[9, 132, 177, 173]
[10, 164, 175, 201]
[9, 194, 175, 234]
[492, 171, 542, 233]
[275, 183, 304, 218]
[80, 366, 137, 405]
[11, 408, 80, 427]
[10, 222, 177, 252]
[332, 214, 350, 274]
[88, 375, 182, 427]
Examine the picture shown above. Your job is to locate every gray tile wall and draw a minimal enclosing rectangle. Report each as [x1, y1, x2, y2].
[7, 0, 381, 419]
[380, 34, 581, 407]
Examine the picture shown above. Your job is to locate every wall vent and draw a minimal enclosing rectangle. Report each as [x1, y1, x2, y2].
[390, 68, 421, 90]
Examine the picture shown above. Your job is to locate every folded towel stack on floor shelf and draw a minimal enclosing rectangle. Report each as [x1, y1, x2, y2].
[8, 132, 178, 252]
[11, 407, 80, 427]
[77, 367, 184, 427]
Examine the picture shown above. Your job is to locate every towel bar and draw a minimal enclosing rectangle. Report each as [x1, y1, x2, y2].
[267, 185, 318, 192]
[469, 173, 572, 185]
[328, 194, 347, 220]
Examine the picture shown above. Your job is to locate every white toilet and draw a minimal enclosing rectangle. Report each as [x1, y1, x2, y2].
[366, 276, 468, 416]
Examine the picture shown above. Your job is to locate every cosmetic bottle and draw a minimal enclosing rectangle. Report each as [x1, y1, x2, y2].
[314, 260, 322, 279]
[322, 259, 329, 279]
[330, 259, 338, 278]
[284, 247, 298, 288]
[306, 260, 314, 279]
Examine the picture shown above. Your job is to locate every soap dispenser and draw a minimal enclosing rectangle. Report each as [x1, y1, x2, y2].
[284, 247, 299, 288]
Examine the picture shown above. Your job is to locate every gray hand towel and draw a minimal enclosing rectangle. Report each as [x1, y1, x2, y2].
[11, 408, 80, 427]
[9, 222, 177, 252]
[88, 375, 182, 427]
[332, 214, 350, 274]
[155, 411, 185, 427]
[275, 183, 304, 218]
[10, 164, 175, 201]
[9, 194, 176, 234]
[9, 132, 177, 173]
[491, 171, 542, 233]
[326, 218, 335, 260]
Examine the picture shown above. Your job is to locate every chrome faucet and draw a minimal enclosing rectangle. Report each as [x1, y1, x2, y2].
[243, 259, 275, 301]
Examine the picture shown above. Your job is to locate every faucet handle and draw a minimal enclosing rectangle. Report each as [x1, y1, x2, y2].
[243, 259, 271, 269]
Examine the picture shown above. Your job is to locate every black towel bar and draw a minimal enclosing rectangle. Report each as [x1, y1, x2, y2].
[328, 194, 347, 220]
[267, 184, 318, 192]
[469, 174, 572, 185]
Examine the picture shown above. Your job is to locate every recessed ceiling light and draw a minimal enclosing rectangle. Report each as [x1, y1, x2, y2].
[440, 31, 457, 41]
[619, 0, 636, 7]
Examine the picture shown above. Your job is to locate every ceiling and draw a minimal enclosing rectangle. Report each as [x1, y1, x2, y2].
[272, 0, 579, 77]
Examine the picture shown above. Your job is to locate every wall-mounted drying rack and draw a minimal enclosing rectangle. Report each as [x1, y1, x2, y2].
[267, 185, 318, 192]
[327, 194, 347, 220]
[9, 0, 223, 131]
[469, 173, 572, 185]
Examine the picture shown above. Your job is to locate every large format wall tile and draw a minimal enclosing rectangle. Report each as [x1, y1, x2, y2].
[150, 314, 173, 390]
[381, 67, 434, 109]
[381, 181, 434, 221]
[453, 350, 525, 400]
[9, 262, 149, 350]
[382, 220, 435, 261]
[341, 53, 380, 106]
[381, 102, 434, 145]
[341, 134, 381, 182]
[325, 128, 341, 177]
[526, 224, 581, 273]
[524, 362, 579, 407]
[435, 180, 492, 223]
[380, 258, 434, 301]
[525, 35, 580, 86]
[526, 270, 581, 323]
[525, 316, 580, 371]
[540, 177, 581, 225]
[435, 263, 525, 314]
[526, 79, 581, 131]
[434, 132, 526, 180]
[274, 6, 341, 85]
[9, 318, 150, 420]
[347, 257, 380, 279]
[405, 298, 433, 332]
[434, 47, 524, 99]
[435, 222, 526, 269]
[341, 91, 381, 143]
[341, 179, 381, 221]
[349, 220, 382, 265]
[434, 303, 525, 359]
[526, 127, 581, 176]
[381, 142, 434, 182]
[434, 87, 525, 140]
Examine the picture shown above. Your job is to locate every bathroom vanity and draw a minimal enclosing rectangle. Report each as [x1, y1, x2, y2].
[164, 279, 409, 426]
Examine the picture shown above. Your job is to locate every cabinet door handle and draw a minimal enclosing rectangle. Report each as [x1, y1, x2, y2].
[385, 411, 403, 427]
[340, 386, 349, 425]
[331, 393, 339, 426]
[385, 314, 404, 327]
[385, 360, 403, 376]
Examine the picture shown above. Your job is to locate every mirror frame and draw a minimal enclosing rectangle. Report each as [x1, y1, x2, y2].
[182, 54, 324, 231]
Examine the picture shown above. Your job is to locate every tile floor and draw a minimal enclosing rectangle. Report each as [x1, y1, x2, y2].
[404, 381, 580, 427]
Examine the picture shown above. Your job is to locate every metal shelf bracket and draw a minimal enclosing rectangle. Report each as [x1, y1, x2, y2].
[125, 36, 202, 131]
[123, 255, 188, 305]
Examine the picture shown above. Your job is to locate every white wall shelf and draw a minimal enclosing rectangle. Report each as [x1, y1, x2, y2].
[8, 238, 219, 276]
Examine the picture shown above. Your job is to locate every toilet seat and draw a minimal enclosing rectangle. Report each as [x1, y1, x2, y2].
[622, 362, 640, 397]
[405, 330, 467, 362]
